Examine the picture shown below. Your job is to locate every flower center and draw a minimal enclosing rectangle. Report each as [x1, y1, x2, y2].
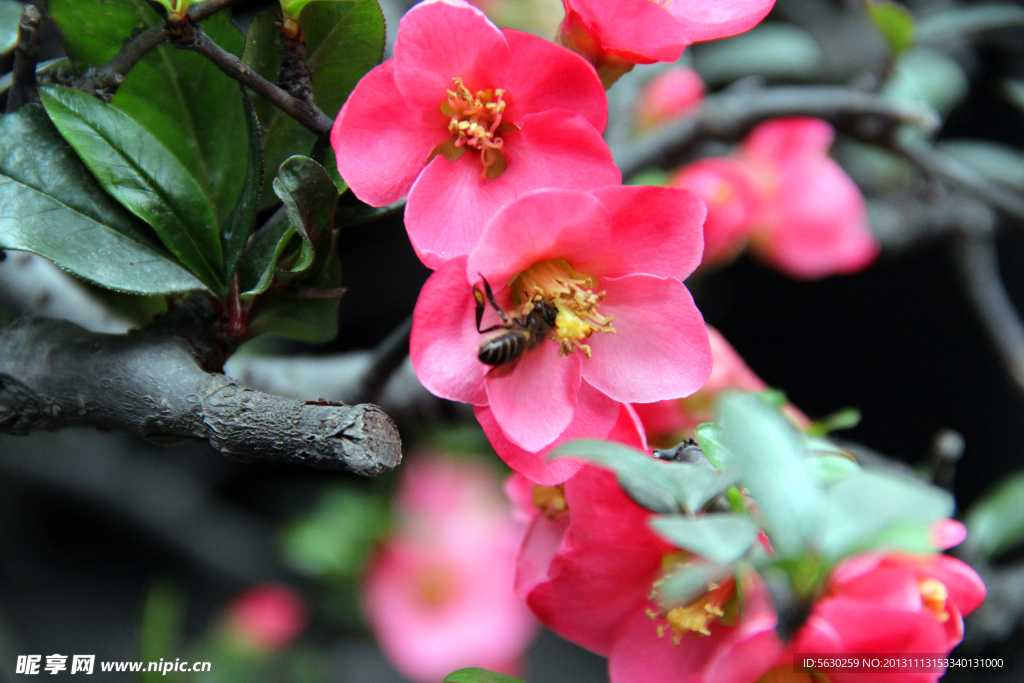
[438, 78, 511, 179]
[532, 484, 568, 519]
[416, 565, 455, 610]
[918, 577, 950, 623]
[511, 259, 616, 358]
[647, 568, 735, 644]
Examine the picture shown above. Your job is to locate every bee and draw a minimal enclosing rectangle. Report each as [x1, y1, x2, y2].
[473, 275, 557, 366]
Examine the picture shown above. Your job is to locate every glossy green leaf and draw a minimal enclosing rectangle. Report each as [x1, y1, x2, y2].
[695, 422, 731, 470]
[717, 392, 826, 558]
[820, 470, 953, 561]
[312, 136, 349, 195]
[964, 470, 1024, 560]
[0, 106, 202, 294]
[48, 0, 256, 268]
[553, 439, 731, 514]
[444, 669, 526, 683]
[221, 96, 263, 280]
[883, 48, 969, 119]
[867, 0, 916, 54]
[40, 86, 225, 292]
[242, 0, 385, 210]
[238, 209, 291, 296]
[273, 155, 339, 280]
[0, 0, 21, 55]
[651, 515, 759, 565]
[248, 254, 343, 343]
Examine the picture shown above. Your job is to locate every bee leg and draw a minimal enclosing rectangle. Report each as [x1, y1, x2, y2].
[474, 274, 508, 333]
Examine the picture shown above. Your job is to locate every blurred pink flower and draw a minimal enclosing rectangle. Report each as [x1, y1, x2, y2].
[226, 583, 307, 651]
[363, 454, 538, 682]
[410, 185, 712, 456]
[556, 0, 774, 86]
[635, 67, 705, 131]
[331, 0, 618, 269]
[633, 326, 809, 445]
[672, 118, 879, 279]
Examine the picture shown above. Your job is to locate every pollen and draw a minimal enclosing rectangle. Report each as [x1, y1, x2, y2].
[918, 577, 950, 623]
[532, 484, 568, 519]
[512, 259, 616, 357]
[647, 578, 735, 645]
[440, 78, 510, 178]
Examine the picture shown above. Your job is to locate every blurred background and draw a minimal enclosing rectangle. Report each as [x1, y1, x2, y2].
[1, 0, 1024, 679]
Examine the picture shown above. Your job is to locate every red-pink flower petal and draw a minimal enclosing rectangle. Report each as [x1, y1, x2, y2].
[515, 512, 571, 598]
[474, 382, 620, 485]
[583, 274, 712, 403]
[561, 0, 688, 64]
[574, 185, 706, 280]
[635, 67, 706, 131]
[332, 61, 448, 206]
[406, 112, 619, 270]
[410, 257, 489, 405]
[485, 340, 582, 451]
[502, 29, 608, 132]
[743, 117, 835, 166]
[665, 0, 777, 44]
[391, 0, 511, 105]
[467, 187, 611, 286]
[931, 519, 968, 550]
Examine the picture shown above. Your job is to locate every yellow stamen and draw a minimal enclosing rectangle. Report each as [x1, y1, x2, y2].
[648, 577, 735, 645]
[442, 78, 509, 178]
[918, 577, 950, 623]
[532, 484, 568, 519]
[512, 259, 616, 357]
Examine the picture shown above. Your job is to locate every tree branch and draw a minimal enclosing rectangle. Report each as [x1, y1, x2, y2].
[169, 22, 333, 136]
[0, 306, 402, 474]
[954, 229, 1024, 395]
[4, 5, 41, 113]
[614, 85, 939, 178]
[74, 0, 241, 100]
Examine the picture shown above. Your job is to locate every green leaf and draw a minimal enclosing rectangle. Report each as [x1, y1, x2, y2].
[335, 191, 405, 228]
[0, 106, 202, 294]
[626, 169, 671, 187]
[48, 0, 257, 270]
[807, 455, 861, 484]
[867, 0, 917, 54]
[221, 96, 263, 280]
[552, 439, 731, 514]
[40, 85, 225, 292]
[695, 422, 731, 469]
[653, 560, 731, 609]
[444, 669, 526, 683]
[964, 470, 1024, 560]
[281, 486, 390, 578]
[242, 0, 385, 210]
[249, 254, 343, 342]
[917, 4, 1024, 46]
[883, 48, 968, 119]
[820, 470, 954, 561]
[650, 515, 759, 565]
[273, 155, 339, 280]
[936, 139, 1024, 194]
[806, 408, 861, 436]
[0, 0, 21, 55]
[716, 392, 827, 558]
[692, 23, 823, 86]
[238, 210, 291, 296]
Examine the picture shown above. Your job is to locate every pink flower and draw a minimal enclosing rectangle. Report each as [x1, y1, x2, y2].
[226, 584, 308, 651]
[672, 118, 879, 279]
[362, 453, 537, 682]
[671, 158, 763, 267]
[635, 67, 706, 132]
[515, 461, 986, 683]
[555, 0, 774, 86]
[410, 184, 712, 458]
[331, 0, 619, 269]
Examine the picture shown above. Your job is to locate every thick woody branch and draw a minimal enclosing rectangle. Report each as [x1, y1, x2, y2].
[0, 311, 402, 474]
[170, 23, 333, 136]
[4, 5, 41, 113]
[614, 85, 939, 178]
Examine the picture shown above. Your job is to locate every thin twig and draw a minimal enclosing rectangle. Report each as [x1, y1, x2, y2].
[170, 23, 333, 136]
[891, 138, 1024, 226]
[75, 0, 241, 99]
[5, 5, 41, 113]
[954, 229, 1024, 394]
[355, 314, 414, 404]
[614, 85, 939, 178]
